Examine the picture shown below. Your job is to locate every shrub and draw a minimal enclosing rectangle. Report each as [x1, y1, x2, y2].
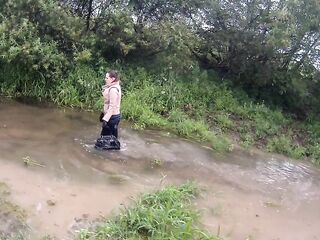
[267, 135, 306, 159]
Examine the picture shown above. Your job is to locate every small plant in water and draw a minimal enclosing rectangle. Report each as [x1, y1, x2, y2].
[0, 182, 11, 197]
[150, 158, 163, 168]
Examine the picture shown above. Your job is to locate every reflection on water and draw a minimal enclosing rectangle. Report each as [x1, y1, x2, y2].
[0, 98, 320, 240]
[256, 158, 318, 183]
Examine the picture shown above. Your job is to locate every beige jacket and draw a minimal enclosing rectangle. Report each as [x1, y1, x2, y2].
[102, 82, 121, 122]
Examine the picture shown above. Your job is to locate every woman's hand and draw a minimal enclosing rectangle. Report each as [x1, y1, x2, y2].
[99, 112, 104, 122]
[102, 120, 108, 128]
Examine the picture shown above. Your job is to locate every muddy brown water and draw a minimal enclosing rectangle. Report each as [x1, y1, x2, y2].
[0, 98, 320, 240]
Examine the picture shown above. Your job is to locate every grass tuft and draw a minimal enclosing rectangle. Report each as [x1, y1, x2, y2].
[79, 183, 220, 240]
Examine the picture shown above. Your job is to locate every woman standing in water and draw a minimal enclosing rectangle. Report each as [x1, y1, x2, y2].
[100, 70, 122, 139]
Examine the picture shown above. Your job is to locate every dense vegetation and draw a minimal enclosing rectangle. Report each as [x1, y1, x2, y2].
[79, 183, 220, 240]
[0, 0, 319, 163]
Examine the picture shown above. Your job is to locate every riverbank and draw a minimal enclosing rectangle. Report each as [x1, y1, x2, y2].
[1, 64, 319, 164]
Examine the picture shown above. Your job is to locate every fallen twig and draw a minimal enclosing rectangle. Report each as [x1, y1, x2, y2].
[23, 156, 45, 167]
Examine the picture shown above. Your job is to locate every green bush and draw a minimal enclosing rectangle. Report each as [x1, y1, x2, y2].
[52, 65, 101, 108]
[309, 143, 320, 164]
[121, 91, 168, 129]
[267, 135, 306, 159]
[214, 113, 234, 130]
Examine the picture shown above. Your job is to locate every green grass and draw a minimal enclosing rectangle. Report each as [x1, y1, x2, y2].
[0, 235, 24, 240]
[266, 135, 306, 159]
[78, 183, 220, 240]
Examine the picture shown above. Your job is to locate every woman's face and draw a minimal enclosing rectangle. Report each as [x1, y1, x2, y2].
[105, 73, 113, 85]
